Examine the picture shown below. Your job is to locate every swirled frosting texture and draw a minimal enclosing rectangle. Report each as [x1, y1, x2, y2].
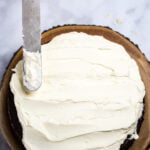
[10, 32, 145, 150]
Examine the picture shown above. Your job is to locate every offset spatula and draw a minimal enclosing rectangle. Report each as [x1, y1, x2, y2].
[22, 0, 42, 91]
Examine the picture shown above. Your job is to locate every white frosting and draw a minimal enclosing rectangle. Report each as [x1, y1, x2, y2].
[10, 32, 145, 150]
[23, 50, 42, 91]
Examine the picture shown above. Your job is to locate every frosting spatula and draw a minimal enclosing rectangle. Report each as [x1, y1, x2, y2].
[22, 0, 42, 91]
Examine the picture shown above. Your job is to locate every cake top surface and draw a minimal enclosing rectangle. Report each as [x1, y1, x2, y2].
[10, 32, 145, 150]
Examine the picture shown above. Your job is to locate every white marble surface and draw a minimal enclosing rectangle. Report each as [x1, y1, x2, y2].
[0, 0, 150, 149]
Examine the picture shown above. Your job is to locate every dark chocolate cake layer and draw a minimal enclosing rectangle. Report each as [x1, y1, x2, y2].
[7, 89, 25, 150]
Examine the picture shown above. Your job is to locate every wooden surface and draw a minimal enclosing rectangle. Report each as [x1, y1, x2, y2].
[0, 25, 150, 150]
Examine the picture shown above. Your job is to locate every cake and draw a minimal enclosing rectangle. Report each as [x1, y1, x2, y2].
[0, 25, 150, 150]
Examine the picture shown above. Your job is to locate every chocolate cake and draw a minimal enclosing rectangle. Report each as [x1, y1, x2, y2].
[0, 25, 150, 150]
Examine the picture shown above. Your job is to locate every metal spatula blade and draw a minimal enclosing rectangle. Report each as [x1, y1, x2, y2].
[22, 0, 42, 91]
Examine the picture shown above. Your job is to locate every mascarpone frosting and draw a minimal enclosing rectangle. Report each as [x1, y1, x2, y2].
[10, 32, 145, 150]
[22, 50, 42, 91]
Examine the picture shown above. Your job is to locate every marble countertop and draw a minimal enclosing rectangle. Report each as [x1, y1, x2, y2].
[0, 0, 149, 149]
